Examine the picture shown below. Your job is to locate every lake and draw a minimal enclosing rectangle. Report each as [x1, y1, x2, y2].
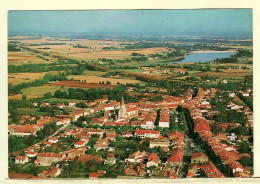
[171, 51, 236, 63]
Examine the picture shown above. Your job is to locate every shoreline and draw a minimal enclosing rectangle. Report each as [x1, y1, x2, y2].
[190, 50, 236, 53]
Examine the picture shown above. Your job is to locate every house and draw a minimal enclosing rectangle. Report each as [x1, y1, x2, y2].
[35, 153, 64, 166]
[228, 162, 244, 174]
[56, 118, 71, 126]
[134, 128, 160, 139]
[106, 131, 117, 140]
[146, 153, 160, 167]
[87, 129, 103, 136]
[167, 148, 184, 165]
[242, 92, 250, 97]
[124, 165, 138, 176]
[40, 102, 50, 107]
[8, 124, 16, 135]
[44, 141, 53, 147]
[125, 151, 148, 163]
[25, 151, 38, 158]
[94, 142, 108, 151]
[104, 153, 116, 165]
[149, 137, 169, 149]
[68, 102, 76, 107]
[60, 148, 85, 160]
[13, 124, 38, 137]
[159, 111, 170, 128]
[56, 103, 65, 109]
[191, 153, 208, 164]
[74, 139, 88, 148]
[32, 102, 38, 107]
[48, 136, 59, 144]
[141, 118, 155, 129]
[15, 156, 29, 164]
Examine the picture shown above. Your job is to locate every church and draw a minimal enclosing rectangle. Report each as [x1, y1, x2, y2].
[117, 96, 138, 120]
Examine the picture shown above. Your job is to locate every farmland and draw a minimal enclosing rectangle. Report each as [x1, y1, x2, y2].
[20, 85, 68, 99]
[8, 51, 54, 65]
[68, 75, 142, 85]
[8, 71, 58, 85]
[192, 69, 252, 79]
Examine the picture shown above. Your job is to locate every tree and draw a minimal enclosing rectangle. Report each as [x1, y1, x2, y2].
[116, 136, 123, 141]
[28, 135, 36, 145]
[11, 112, 21, 123]
[240, 156, 253, 166]
[44, 92, 52, 99]
[130, 117, 138, 121]
[22, 94, 27, 100]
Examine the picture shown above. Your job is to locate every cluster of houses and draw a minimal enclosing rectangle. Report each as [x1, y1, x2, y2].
[10, 84, 253, 179]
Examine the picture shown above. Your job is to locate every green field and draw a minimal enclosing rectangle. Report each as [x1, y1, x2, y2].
[82, 70, 106, 76]
[16, 107, 48, 116]
[21, 85, 69, 98]
[43, 98, 86, 103]
[118, 69, 145, 73]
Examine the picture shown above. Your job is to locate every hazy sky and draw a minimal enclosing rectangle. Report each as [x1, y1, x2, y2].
[8, 9, 253, 36]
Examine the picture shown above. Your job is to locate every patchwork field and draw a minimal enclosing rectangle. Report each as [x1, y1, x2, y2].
[27, 44, 169, 60]
[8, 51, 54, 65]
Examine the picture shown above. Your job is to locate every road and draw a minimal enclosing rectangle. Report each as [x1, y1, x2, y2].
[10, 122, 73, 156]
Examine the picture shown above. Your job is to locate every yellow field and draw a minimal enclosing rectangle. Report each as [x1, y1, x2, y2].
[8, 71, 58, 85]
[68, 75, 142, 85]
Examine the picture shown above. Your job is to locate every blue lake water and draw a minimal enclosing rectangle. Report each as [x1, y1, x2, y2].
[171, 51, 236, 63]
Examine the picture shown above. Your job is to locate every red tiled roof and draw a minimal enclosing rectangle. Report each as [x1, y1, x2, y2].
[37, 152, 62, 158]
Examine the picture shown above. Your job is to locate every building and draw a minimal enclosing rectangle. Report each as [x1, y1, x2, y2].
[146, 153, 160, 167]
[149, 137, 169, 149]
[15, 156, 29, 164]
[35, 153, 64, 166]
[159, 110, 170, 128]
[125, 151, 148, 163]
[191, 153, 208, 164]
[118, 96, 127, 119]
[104, 153, 116, 165]
[134, 128, 160, 139]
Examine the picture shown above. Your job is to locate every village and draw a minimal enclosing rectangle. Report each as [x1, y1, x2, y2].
[8, 81, 253, 179]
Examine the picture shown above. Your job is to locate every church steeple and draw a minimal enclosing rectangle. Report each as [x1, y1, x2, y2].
[121, 95, 125, 106]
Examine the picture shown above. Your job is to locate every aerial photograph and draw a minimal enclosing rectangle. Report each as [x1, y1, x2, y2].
[7, 9, 253, 179]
